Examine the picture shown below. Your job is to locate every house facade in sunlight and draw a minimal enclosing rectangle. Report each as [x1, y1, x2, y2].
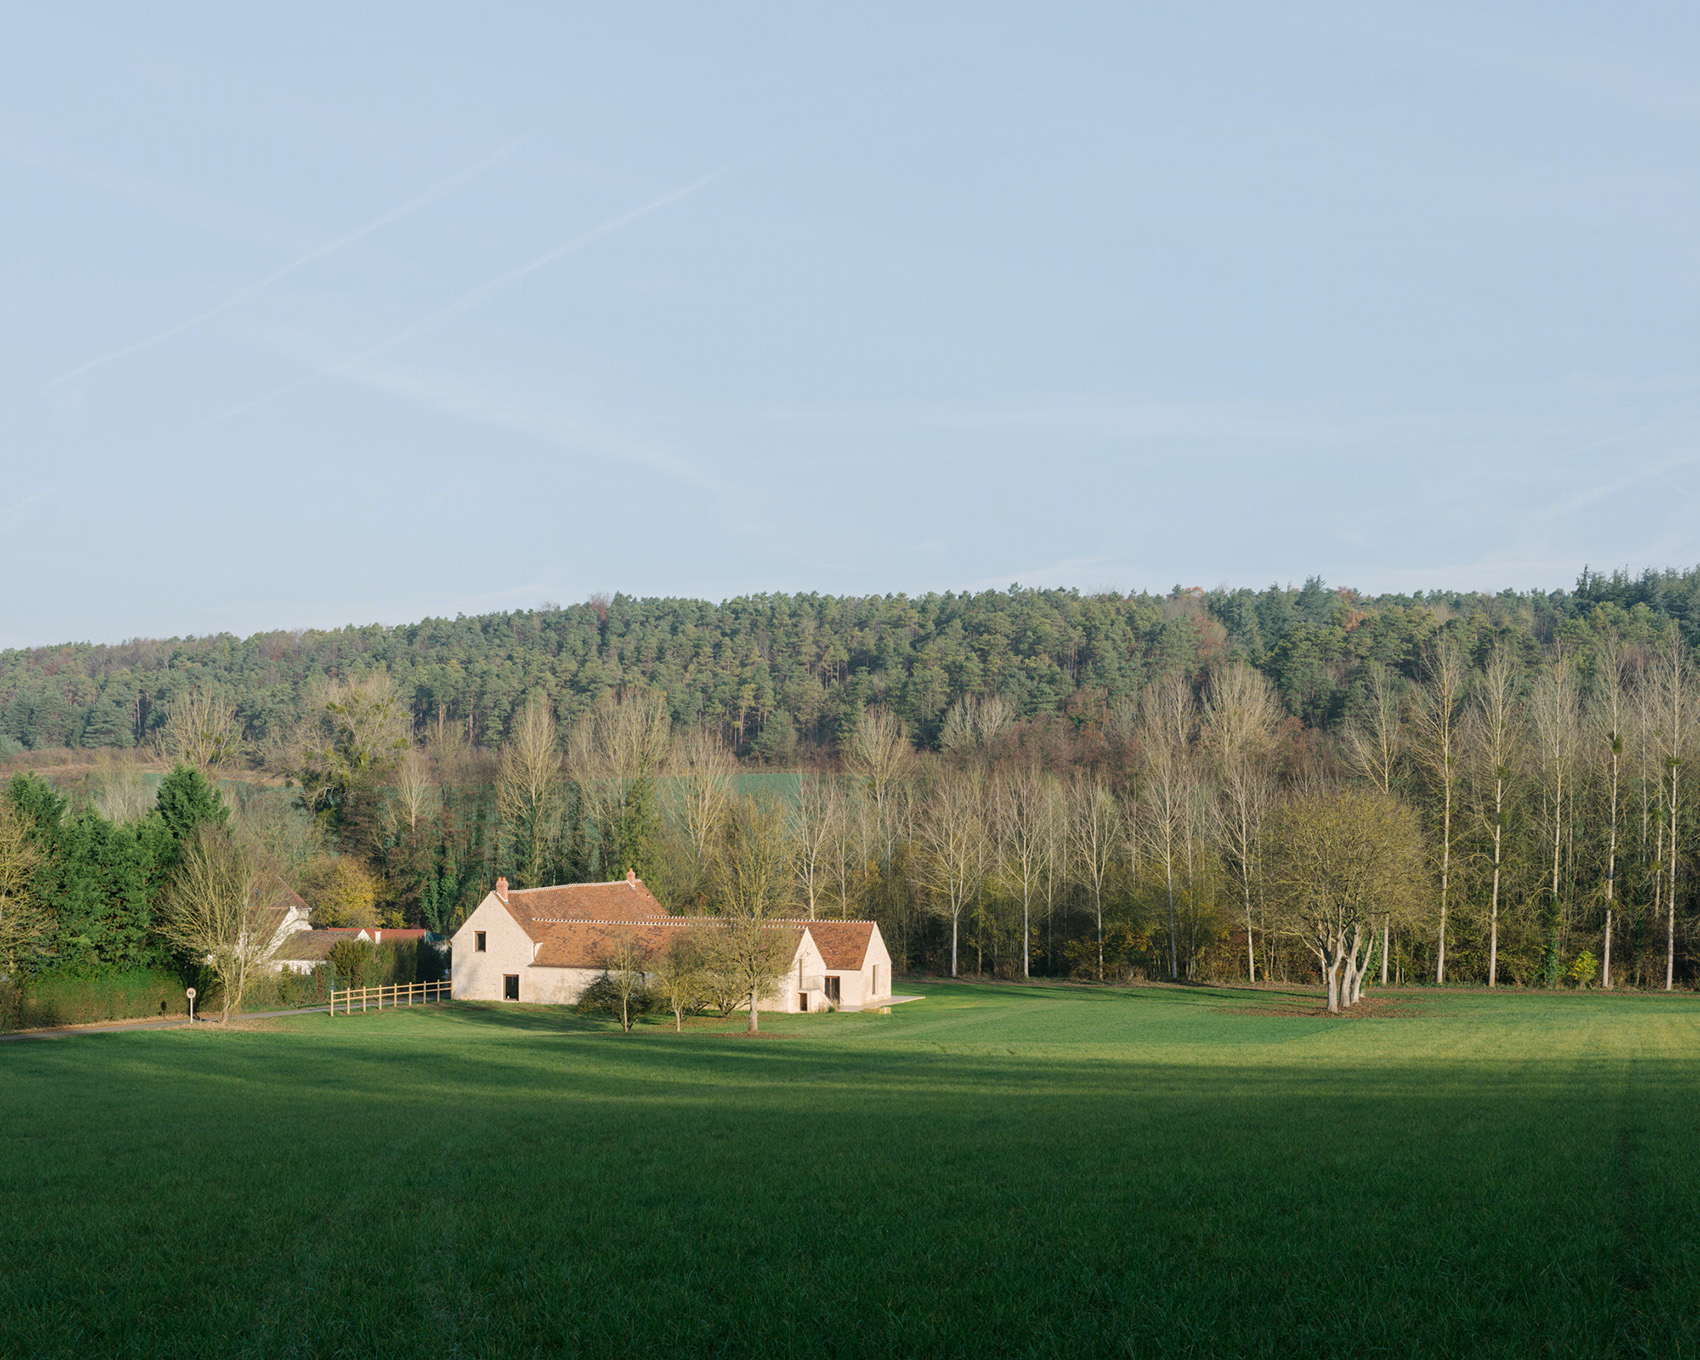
[450, 874, 892, 1013]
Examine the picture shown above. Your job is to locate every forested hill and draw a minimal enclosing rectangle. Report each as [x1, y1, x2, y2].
[6, 567, 1699, 759]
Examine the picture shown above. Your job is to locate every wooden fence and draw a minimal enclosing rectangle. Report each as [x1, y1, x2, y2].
[329, 980, 453, 1015]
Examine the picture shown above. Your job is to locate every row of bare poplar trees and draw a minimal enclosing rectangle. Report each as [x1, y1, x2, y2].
[278, 624, 1700, 990]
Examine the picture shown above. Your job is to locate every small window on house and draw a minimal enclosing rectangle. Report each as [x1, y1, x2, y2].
[475, 932, 487, 952]
[503, 974, 519, 1001]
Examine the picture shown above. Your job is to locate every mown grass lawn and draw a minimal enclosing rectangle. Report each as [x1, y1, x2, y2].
[3, 982, 1698, 1359]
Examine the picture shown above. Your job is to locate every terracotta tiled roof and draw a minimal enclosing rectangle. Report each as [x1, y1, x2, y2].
[778, 920, 878, 970]
[529, 918, 805, 970]
[503, 880, 669, 937]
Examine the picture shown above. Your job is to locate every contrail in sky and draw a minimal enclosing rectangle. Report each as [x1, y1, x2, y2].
[174, 161, 736, 438]
[46, 136, 527, 391]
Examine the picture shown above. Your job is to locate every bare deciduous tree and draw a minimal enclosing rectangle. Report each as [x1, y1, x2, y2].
[497, 694, 563, 886]
[569, 687, 672, 870]
[159, 825, 284, 1022]
[844, 706, 913, 818]
[1068, 769, 1120, 982]
[1589, 649, 1630, 989]
[1136, 676, 1198, 980]
[1467, 646, 1522, 987]
[792, 772, 839, 920]
[1409, 638, 1465, 984]
[1651, 633, 1696, 991]
[918, 765, 991, 976]
[937, 693, 1014, 756]
[90, 752, 154, 825]
[0, 804, 50, 977]
[156, 688, 239, 773]
[994, 761, 1051, 979]
[1203, 663, 1280, 982]
[1529, 659, 1582, 986]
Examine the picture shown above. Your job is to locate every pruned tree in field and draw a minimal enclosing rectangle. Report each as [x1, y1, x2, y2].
[1263, 788, 1424, 1012]
[1529, 659, 1582, 987]
[159, 824, 284, 1022]
[1203, 663, 1280, 982]
[497, 694, 563, 887]
[917, 765, 991, 977]
[1467, 646, 1522, 988]
[1409, 638, 1466, 983]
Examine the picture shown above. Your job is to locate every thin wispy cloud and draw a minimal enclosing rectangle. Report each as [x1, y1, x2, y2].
[173, 160, 738, 441]
[46, 136, 528, 390]
[0, 488, 55, 532]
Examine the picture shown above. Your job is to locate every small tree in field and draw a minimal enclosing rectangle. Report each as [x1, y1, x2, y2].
[159, 825, 284, 1022]
[1263, 788, 1423, 1013]
[650, 927, 710, 1032]
[600, 932, 652, 1033]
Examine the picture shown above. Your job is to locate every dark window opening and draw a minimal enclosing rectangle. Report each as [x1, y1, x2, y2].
[475, 932, 487, 952]
[503, 974, 519, 1001]
[825, 976, 841, 1002]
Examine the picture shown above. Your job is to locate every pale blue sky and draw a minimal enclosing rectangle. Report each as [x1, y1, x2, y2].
[8, 2, 1700, 647]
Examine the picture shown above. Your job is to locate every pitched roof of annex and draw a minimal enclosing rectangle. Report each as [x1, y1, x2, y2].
[771, 920, 878, 970]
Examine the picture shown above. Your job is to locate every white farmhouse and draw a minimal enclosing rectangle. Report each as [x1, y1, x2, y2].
[450, 874, 893, 1013]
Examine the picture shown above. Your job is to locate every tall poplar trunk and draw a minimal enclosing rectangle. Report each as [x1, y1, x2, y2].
[1667, 756, 1680, 992]
[1489, 775, 1505, 987]
[1165, 856, 1178, 981]
[1437, 778, 1451, 985]
[1604, 736, 1621, 989]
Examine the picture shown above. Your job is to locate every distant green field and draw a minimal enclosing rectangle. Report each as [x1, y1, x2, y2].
[3, 984, 1698, 1358]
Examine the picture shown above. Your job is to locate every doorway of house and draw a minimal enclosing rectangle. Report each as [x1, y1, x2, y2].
[825, 976, 841, 1003]
[503, 975, 519, 1000]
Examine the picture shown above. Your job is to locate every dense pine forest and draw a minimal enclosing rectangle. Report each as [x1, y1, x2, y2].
[5, 564, 1700, 1023]
[7, 567, 1700, 758]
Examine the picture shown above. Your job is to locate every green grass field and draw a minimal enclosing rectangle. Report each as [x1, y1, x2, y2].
[4, 983, 1698, 1359]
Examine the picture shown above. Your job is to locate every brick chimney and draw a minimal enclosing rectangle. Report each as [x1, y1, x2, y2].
[495, 877, 509, 902]
[625, 868, 637, 887]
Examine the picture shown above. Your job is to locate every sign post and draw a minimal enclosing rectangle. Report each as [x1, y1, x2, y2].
[186, 986, 196, 1024]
